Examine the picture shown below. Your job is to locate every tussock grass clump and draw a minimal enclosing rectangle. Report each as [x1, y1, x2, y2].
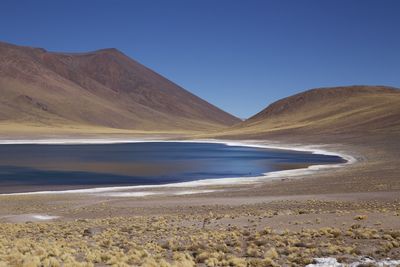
[354, 215, 368, 221]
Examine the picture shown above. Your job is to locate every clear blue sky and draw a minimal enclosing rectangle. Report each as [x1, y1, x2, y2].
[1, 0, 399, 118]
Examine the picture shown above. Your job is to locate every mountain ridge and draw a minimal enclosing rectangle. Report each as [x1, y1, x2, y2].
[0, 41, 240, 133]
[209, 85, 400, 140]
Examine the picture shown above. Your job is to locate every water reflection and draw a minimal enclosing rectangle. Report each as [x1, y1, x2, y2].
[0, 142, 345, 193]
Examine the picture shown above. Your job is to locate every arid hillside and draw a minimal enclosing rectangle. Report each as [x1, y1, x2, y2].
[213, 86, 400, 140]
[0, 41, 240, 134]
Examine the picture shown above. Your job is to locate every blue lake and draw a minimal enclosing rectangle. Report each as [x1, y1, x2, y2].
[0, 142, 346, 193]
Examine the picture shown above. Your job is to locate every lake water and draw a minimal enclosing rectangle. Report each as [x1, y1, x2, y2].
[0, 142, 346, 194]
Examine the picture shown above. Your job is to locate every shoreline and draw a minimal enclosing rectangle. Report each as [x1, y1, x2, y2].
[0, 138, 356, 196]
[0, 137, 398, 266]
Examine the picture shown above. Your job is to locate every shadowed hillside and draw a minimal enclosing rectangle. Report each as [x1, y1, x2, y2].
[0, 41, 240, 134]
[211, 86, 400, 140]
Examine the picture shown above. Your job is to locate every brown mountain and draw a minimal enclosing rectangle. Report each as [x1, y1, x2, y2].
[212, 86, 400, 139]
[0, 41, 239, 134]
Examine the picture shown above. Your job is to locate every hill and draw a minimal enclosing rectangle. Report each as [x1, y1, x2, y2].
[212, 86, 400, 140]
[0, 41, 240, 135]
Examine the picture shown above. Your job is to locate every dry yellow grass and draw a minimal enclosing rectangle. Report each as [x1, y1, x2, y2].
[0, 121, 208, 137]
[203, 86, 400, 139]
[0, 199, 399, 266]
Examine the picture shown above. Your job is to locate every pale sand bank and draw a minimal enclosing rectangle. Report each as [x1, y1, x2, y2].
[0, 214, 60, 223]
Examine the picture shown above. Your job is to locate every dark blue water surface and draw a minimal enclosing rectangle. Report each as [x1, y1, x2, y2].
[0, 142, 346, 193]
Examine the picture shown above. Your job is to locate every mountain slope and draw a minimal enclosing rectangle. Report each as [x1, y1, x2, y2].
[212, 86, 400, 139]
[0, 41, 240, 133]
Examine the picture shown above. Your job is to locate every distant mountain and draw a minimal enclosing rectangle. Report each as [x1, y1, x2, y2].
[0, 41, 240, 133]
[214, 86, 400, 139]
